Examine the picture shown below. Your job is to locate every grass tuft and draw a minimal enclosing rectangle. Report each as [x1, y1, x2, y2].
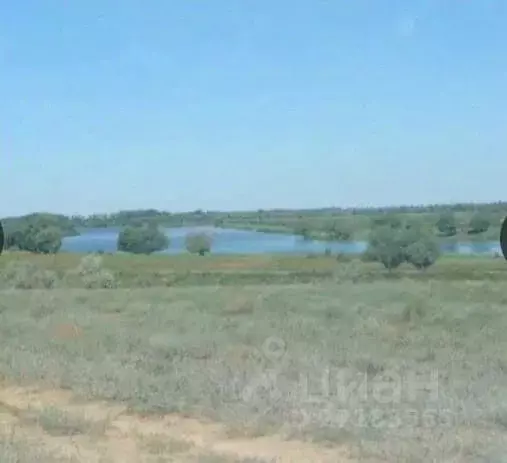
[34, 406, 95, 436]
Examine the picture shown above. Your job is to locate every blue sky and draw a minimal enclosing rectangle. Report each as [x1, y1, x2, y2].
[2, 1, 506, 216]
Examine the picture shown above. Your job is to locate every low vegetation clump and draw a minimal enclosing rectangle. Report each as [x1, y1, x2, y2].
[1, 260, 59, 289]
[0, 435, 67, 463]
[71, 253, 117, 289]
[185, 232, 213, 255]
[35, 406, 95, 437]
[435, 211, 457, 236]
[365, 220, 440, 271]
[0, 254, 120, 289]
[6, 225, 62, 254]
[405, 234, 440, 269]
[468, 211, 491, 234]
[117, 223, 169, 254]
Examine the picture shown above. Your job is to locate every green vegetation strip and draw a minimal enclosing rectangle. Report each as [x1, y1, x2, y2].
[0, 252, 505, 289]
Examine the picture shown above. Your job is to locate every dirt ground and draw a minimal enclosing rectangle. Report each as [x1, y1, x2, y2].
[0, 382, 356, 463]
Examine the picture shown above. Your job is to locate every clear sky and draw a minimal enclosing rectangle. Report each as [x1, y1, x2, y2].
[2, 1, 506, 216]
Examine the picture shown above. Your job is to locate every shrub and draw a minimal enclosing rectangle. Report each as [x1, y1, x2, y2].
[405, 234, 440, 270]
[185, 232, 212, 255]
[468, 212, 490, 234]
[117, 223, 169, 254]
[6, 225, 62, 254]
[365, 225, 440, 271]
[36, 406, 94, 436]
[73, 254, 117, 289]
[364, 226, 407, 271]
[435, 212, 457, 236]
[1, 261, 59, 289]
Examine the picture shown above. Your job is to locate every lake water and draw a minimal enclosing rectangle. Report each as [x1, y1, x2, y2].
[60, 227, 502, 256]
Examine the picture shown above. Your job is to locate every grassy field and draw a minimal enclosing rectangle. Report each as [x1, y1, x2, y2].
[1, 252, 507, 461]
[1, 250, 507, 289]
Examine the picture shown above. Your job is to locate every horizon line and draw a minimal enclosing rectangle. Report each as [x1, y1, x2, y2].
[3, 199, 507, 220]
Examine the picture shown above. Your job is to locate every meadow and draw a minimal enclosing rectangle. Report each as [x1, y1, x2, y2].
[1, 250, 507, 289]
[0, 251, 506, 461]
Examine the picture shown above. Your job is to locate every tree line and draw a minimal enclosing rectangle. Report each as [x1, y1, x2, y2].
[2, 201, 504, 233]
[292, 210, 493, 241]
[1, 215, 442, 271]
[1, 209, 497, 270]
[4, 219, 212, 256]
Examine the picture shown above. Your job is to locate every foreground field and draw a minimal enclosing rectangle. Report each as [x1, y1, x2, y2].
[1, 274, 507, 461]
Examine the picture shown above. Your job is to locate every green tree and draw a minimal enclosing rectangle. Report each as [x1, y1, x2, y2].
[31, 226, 62, 254]
[405, 232, 440, 270]
[3, 213, 78, 238]
[364, 226, 407, 271]
[365, 225, 440, 271]
[435, 212, 457, 236]
[117, 224, 169, 254]
[5, 228, 23, 250]
[468, 212, 490, 234]
[185, 232, 212, 255]
[5, 223, 62, 254]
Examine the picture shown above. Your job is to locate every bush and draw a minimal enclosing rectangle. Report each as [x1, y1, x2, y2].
[6, 225, 62, 254]
[468, 212, 490, 234]
[364, 226, 407, 271]
[72, 254, 117, 289]
[185, 232, 212, 255]
[1, 261, 59, 289]
[435, 212, 457, 236]
[405, 234, 440, 270]
[117, 224, 169, 254]
[365, 225, 440, 271]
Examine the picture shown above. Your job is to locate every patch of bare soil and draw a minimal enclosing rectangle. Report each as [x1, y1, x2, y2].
[51, 323, 83, 341]
[0, 383, 356, 462]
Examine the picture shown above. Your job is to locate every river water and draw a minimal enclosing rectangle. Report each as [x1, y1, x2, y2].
[60, 227, 502, 256]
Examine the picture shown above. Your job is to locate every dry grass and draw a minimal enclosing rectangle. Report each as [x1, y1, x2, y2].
[31, 406, 96, 436]
[0, 435, 71, 462]
[1, 251, 506, 290]
[0, 276, 505, 460]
